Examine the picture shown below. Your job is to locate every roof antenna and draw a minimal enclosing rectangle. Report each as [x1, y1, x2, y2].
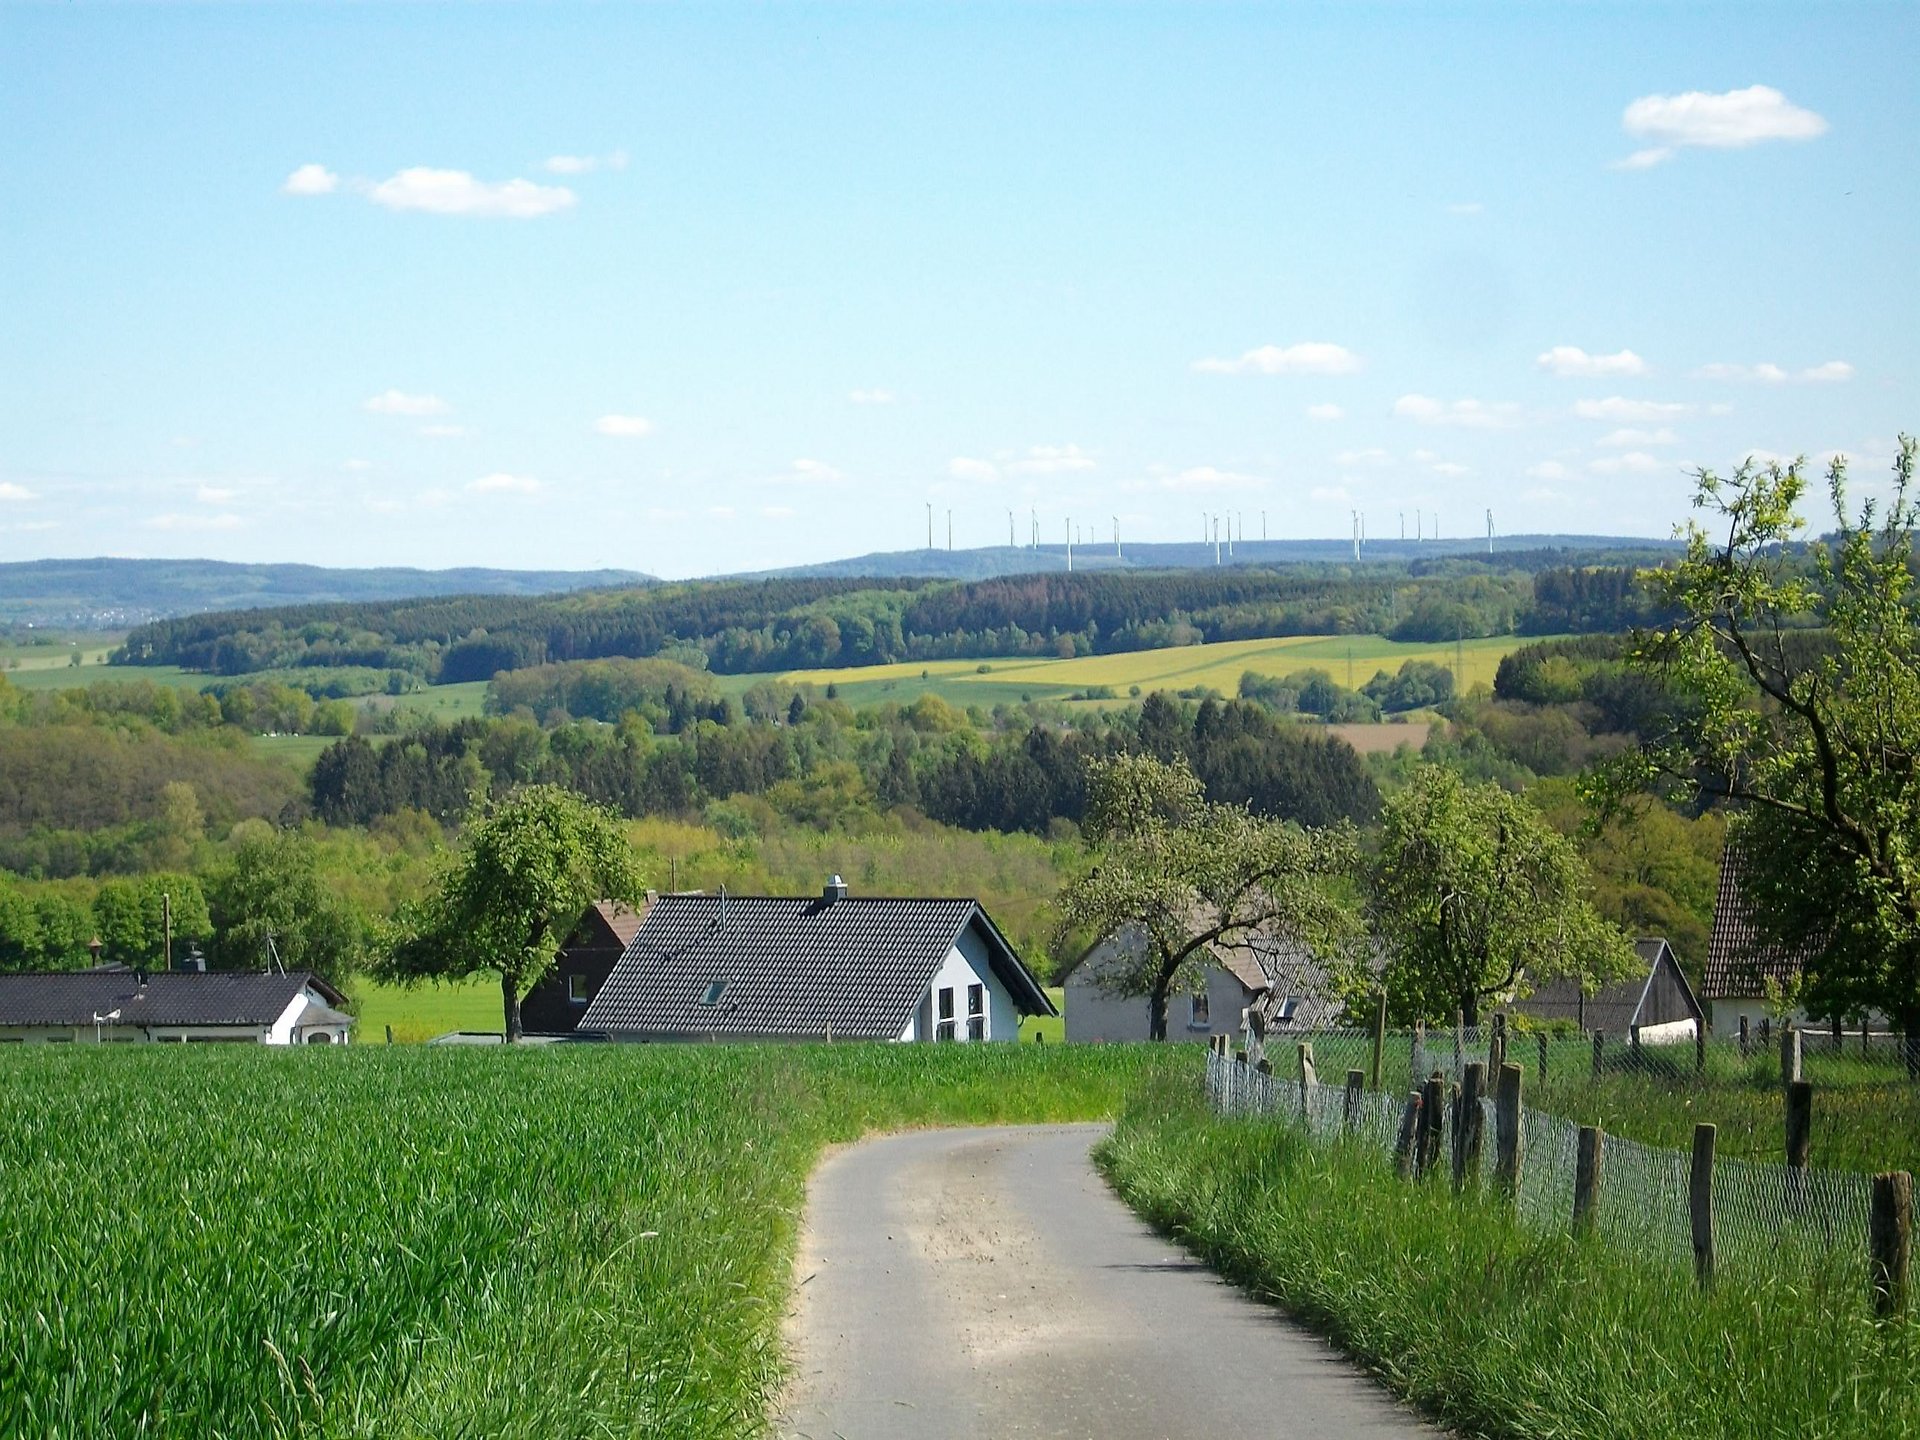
[264, 930, 286, 976]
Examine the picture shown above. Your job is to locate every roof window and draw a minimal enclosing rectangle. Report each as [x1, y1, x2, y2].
[699, 980, 728, 1007]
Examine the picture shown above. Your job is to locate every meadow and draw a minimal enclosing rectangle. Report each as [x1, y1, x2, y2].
[1099, 1078, 1920, 1440]
[754, 631, 1543, 710]
[0, 1043, 1179, 1439]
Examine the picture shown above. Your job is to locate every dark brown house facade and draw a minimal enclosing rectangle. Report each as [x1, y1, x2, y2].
[520, 899, 649, 1036]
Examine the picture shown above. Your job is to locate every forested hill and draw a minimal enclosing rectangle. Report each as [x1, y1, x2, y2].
[0, 558, 650, 627]
[113, 551, 1681, 682]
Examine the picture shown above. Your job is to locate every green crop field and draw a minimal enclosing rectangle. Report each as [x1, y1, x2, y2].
[0, 1044, 1177, 1438]
[354, 974, 505, 1041]
[750, 632, 1548, 711]
[5, 660, 201, 692]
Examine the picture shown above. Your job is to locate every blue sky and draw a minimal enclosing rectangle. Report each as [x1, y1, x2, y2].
[2, 3, 1914, 578]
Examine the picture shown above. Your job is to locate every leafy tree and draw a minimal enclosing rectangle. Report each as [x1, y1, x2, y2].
[1597, 441, 1920, 1048]
[1372, 765, 1634, 1025]
[205, 828, 367, 985]
[91, 875, 212, 971]
[1056, 753, 1360, 1040]
[383, 785, 643, 1040]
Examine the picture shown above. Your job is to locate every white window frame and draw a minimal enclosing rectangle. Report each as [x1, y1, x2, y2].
[568, 973, 590, 1005]
[935, 985, 957, 1042]
[966, 982, 985, 1041]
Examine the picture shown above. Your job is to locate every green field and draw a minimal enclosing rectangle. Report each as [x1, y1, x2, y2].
[5, 659, 199, 691]
[0, 1044, 1178, 1438]
[1100, 1080, 1919, 1440]
[355, 974, 505, 1041]
[746, 632, 1546, 710]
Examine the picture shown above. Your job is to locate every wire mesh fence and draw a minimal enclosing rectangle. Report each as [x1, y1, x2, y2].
[1206, 1043, 1888, 1290]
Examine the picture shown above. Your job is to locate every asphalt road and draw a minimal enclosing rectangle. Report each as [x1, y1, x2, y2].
[778, 1124, 1438, 1440]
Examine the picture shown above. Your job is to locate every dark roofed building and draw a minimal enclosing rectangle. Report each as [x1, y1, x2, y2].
[1514, 938, 1704, 1041]
[521, 898, 651, 1036]
[0, 967, 352, 1044]
[578, 878, 1055, 1042]
[1700, 848, 1833, 1033]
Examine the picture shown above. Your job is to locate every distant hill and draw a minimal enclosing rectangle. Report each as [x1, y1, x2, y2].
[752, 534, 1684, 581]
[0, 558, 652, 628]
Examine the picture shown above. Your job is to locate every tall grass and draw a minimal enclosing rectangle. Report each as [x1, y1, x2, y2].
[0, 1043, 1176, 1438]
[1098, 1075, 1920, 1440]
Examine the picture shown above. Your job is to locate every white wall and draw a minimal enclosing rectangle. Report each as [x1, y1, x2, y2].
[1065, 936, 1252, 1043]
[910, 928, 1019, 1043]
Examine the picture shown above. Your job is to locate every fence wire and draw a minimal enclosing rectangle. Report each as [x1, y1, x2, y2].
[1206, 1043, 1878, 1286]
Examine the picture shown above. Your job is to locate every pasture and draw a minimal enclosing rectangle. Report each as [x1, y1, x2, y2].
[0, 1043, 1176, 1439]
[757, 632, 1544, 710]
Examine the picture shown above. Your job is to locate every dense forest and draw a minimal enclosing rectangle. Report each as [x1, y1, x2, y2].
[114, 552, 1680, 683]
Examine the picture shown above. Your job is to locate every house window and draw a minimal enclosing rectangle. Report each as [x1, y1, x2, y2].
[936, 986, 957, 1042]
[967, 983, 985, 1041]
[568, 973, 590, 1005]
[1188, 990, 1211, 1029]
[700, 980, 728, 1007]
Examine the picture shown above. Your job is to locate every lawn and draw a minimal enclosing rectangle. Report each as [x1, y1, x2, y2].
[0, 1043, 1180, 1438]
[353, 974, 504, 1042]
[1099, 1078, 1920, 1440]
[748, 632, 1547, 711]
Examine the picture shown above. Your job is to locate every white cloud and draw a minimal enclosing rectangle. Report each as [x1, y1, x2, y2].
[595, 414, 654, 438]
[1589, 451, 1667, 475]
[195, 485, 238, 503]
[0, 482, 36, 501]
[1193, 342, 1362, 376]
[469, 472, 541, 494]
[1536, 346, 1648, 378]
[281, 163, 339, 196]
[784, 458, 844, 485]
[761, 505, 797, 519]
[645, 506, 689, 522]
[706, 505, 737, 520]
[1431, 462, 1471, 478]
[1525, 461, 1571, 481]
[341, 459, 372, 473]
[1598, 427, 1680, 448]
[1694, 361, 1789, 383]
[1616, 85, 1828, 169]
[1803, 360, 1855, 382]
[543, 150, 628, 175]
[849, 388, 896, 405]
[1305, 403, 1345, 422]
[1333, 448, 1392, 467]
[1393, 394, 1521, 429]
[1010, 443, 1096, 475]
[365, 389, 449, 417]
[1448, 202, 1484, 215]
[948, 457, 1000, 484]
[1163, 466, 1266, 493]
[365, 168, 576, 219]
[1574, 396, 1694, 422]
[145, 512, 244, 531]
[420, 424, 468, 439]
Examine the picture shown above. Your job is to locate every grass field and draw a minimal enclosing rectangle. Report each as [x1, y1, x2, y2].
[743, 632, 1546, 711]
[1099, 1079, 1919, 1440]
[0, 1043, 1180, 1438]
[5, 659, 200, 692]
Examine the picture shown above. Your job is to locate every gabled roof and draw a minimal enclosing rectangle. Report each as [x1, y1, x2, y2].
[588, 899, 646, 949]
[1516, 938, 1704, 1032]
[0, 969, 343, 1029]
[1702, 849, 1821, 1000]
[578, 893, 1054, 1038]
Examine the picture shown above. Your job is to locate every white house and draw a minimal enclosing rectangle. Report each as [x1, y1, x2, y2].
[0, 965, 353, 1044]
[577, 878, 1056, 1042]
[1061, 926, 1353, 1044]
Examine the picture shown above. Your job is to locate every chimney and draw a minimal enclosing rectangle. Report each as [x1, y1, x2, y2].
[822, 874, 848, 903]
[174, 943, 206, 973]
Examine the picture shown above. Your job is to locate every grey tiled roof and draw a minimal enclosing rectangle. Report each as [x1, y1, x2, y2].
[0, 970, 339, 1029]
[578, 893, 1054, 1038]
[1702, 850, 1819, 1000]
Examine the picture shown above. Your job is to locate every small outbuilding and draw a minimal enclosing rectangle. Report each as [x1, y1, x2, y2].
[1514, 937, 1704, 1041]
[0, 964, 353, 1045]
[520, 897, 650, 1036]
[578, 878, 1055, 1042]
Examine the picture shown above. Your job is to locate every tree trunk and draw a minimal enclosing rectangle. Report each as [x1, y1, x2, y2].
[502, 971, 522, 1044]
[1461, 992, 1481, 1028]
[1148, 982, 1169, 1042]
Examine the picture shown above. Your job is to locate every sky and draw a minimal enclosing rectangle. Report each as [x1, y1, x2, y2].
[1, 3, 1915, 579]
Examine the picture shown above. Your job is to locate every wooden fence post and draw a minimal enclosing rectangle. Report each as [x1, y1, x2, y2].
[1255, 1056, 1273, 1076]
[1832, 1015, 1844, 1054]
[1695, 1019, 1707, 1074]
[1412, 1021, 1426, 1088]
[1393, 1092, 1422, 1180]
[1759, 1016, 1771, 1048]
[1782, 1023, 1803, 1086]
[1490, 1012, 1507, 1076]
[1344, 1069, 1366, 1132]
[1536, 1032, 1549, 1087]
[1592, 1028, 1606, 1078]
[1493, 1061, 1523, 1199]
[1785, 1079, 1813, 1170]
[1738, 1014, 1749, 1059]
[1870, 1171, 1913, 1318]
[1297, 1041, 1316, 1121]
[1689, 1123, 1716, 1288]
[1419, 1073, 1446, 1177]
[1453, 1061, 1486, 1190]
[1370, 990, 1388, 1091]
[1573, 1125, 1603, 1236]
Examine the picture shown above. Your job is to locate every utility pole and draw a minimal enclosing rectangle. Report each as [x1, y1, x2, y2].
[162, 891, 171, 973]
